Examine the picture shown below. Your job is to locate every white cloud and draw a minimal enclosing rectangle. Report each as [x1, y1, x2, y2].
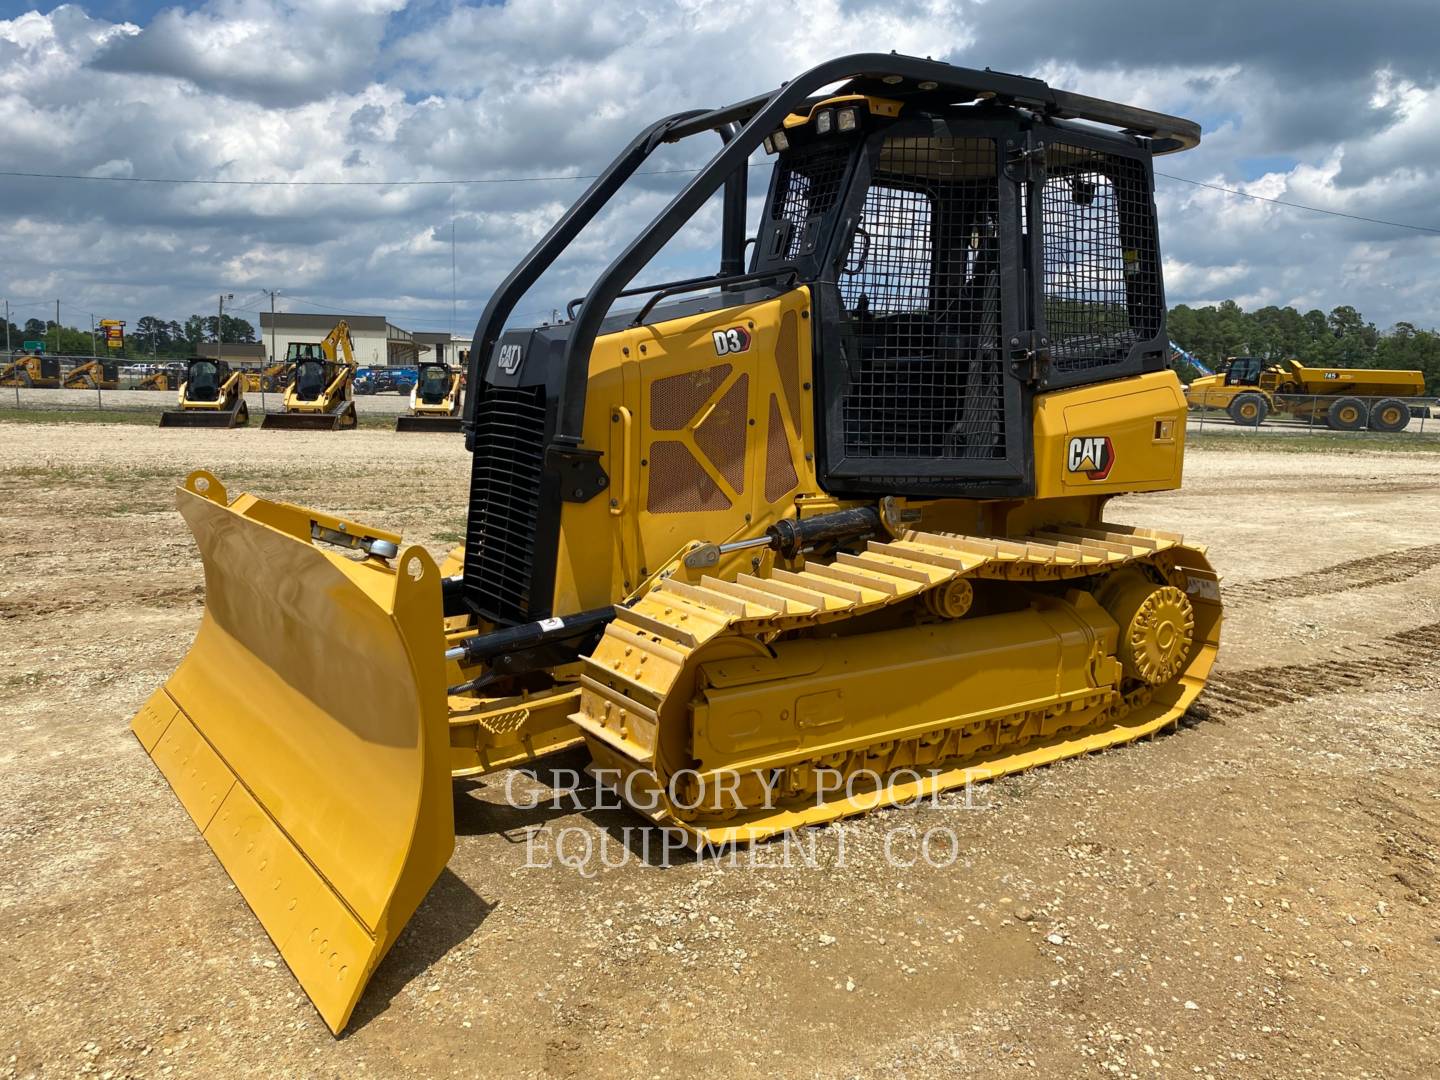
[0, 0, 1437, 339]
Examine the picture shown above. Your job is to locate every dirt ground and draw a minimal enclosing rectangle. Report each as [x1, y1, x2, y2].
[2, 422, 1438, 1080]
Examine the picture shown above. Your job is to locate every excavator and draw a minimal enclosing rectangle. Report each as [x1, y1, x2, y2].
[158, 357, 250, 427]
[260, 320, 358, 429]
[395, 359, 464, 431]
[130, 56, 1221, 1033]
[62, 358, 121, 390]
[0, 345, 62, 388]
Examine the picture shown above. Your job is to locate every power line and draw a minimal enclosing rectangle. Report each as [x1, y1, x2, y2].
[7, 159, 1439, 236]
[1155, 172, 1440, 236]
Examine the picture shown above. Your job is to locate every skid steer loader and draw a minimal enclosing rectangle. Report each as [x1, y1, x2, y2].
[158, 357, 250, 427]
[131, 55, 1221, 1033]
[0, 348, 62, 388]
[62, 358, 122, 390]
[395, 360, 464, 432]
[260, 320, 358, 430]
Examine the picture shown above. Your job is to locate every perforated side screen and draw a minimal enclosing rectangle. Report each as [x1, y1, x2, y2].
[837, 136, 1006, 461]
[647, 442, 730, 513]
[649, 364, 732, 430]
[1041, 143, 1162, 374]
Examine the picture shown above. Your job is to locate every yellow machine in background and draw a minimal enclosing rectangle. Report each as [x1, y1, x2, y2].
[62, 358, 121, 390]
[0, 350, 62, 388]
[260, 321, 357, 430]
[1186, 356, 1424, 430]
[395, 360, 463, 432]
[137, 369, 174, 391]
[158, 357, 250, 428]
[241, 361, 292, 393]
[132, 56, 1221, 1033]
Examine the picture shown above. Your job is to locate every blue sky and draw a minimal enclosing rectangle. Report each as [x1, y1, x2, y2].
[2, 1, 1438, 337]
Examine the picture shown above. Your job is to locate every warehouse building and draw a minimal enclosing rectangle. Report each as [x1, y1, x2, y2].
[413, 331, 473, 369]
[258, 312, 420, 367]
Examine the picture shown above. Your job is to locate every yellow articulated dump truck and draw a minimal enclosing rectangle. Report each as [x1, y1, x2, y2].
[130, 55, 1221, 1033]
[158, 358, 250, 427]
[260, 321, 358, 430]
[1185, 356, 1425, 431]
[395, 360, 464, 432]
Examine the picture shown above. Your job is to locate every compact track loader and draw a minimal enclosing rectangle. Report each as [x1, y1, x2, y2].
[395, 360, 464, 431]
[261, 321, 358, 430]
[158, 358, 250, 428]
[132, 55, 1221, 1033]
[62, 358, 121, 390]
[0, 350, 62, 388]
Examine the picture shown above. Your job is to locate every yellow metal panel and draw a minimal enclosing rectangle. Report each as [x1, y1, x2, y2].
[551, 287, 819, 613]
[149, 710, 235, 830]
[1033, 370, 1187, 499]
[131, 687, 180, 753]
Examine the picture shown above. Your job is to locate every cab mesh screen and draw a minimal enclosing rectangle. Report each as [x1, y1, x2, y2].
[837, 136, 1005, 461]
[1042, 144, 1161, 373]
[769, 144, 850, 260]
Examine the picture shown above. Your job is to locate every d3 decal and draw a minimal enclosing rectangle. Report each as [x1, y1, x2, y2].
[711, 326, 752, 355]
[1066, 435, 1114, 480]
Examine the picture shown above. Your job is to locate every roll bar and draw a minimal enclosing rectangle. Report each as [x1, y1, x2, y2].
[466, 52, 1201, 445]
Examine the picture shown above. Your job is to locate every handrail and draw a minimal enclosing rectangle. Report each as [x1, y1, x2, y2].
[627, 267, 798, 328]
[462, 108, 710, 431]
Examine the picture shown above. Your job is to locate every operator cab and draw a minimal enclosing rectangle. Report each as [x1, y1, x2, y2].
[417, 363, 450, 405]
[1221, 356, 1264, 386]
[293, 359, 330, 401]
[186, 359, 226, 401]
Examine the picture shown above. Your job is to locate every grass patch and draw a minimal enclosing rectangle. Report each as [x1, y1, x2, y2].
[0, 407, 163, 425]
[1188, 431, 1440, 454]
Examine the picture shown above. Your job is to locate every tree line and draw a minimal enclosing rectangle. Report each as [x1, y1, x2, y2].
[2, 313, 257, 359]
[1168, 301, 1440, 393]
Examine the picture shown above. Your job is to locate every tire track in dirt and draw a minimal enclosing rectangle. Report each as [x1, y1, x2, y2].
[1223, 543, 1440, 605]
[1194, 620, 1440, 720]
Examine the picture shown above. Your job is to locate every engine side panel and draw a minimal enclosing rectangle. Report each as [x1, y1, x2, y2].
[550, 287, 822, 614]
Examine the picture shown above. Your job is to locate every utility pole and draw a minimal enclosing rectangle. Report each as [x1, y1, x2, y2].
[264, 289, 279, 362]
[4, 299, 10, 357]
[54, 300, 60, 356]
[217, 293, 233, 358]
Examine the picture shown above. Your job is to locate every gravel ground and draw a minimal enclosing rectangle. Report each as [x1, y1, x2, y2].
[1, 423, 1438, 1079]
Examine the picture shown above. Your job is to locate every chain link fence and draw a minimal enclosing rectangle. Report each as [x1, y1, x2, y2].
[1, 356, 414, 420]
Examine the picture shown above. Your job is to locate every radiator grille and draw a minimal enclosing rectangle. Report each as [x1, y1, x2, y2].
[1042, 143, 1162, 373]
[838, 136, 1006, 461]
[464, 386, 548, 623]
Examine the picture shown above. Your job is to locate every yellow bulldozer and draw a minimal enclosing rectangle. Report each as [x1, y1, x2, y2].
[1185, 356, 1425, 430]
[158, 357, 250, 427]
[395, 359, 464, 432]
[62, 358, 121, 390]
[260, 321, 358, 430]
[131, 56, 1221, 1033]
[0, 348, 62, 388]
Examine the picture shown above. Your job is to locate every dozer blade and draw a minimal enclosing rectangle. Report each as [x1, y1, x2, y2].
[131, 470, 454, 1033]
[394, 414, 463, 433]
